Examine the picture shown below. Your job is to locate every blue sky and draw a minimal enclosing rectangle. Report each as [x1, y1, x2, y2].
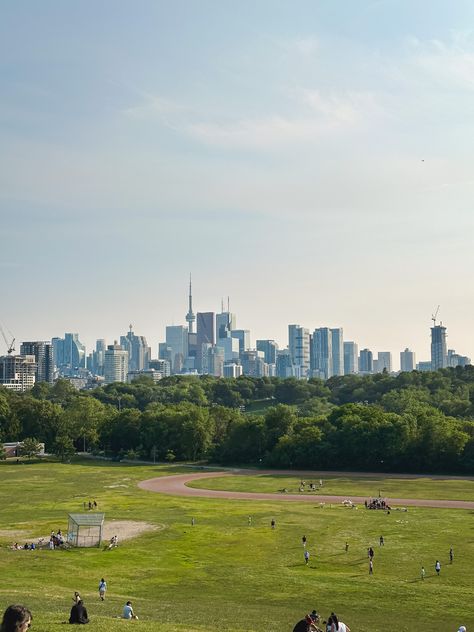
[1, 1, 474, 366]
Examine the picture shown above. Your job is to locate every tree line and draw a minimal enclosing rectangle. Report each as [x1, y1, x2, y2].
[1, 367, 474, 472]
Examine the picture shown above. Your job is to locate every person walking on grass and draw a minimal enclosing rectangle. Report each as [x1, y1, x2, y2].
[369, 559, 373, 575]
[271, 519, 276, 529]
[302, 535, 307, 548]
[421, 566, 425, 581]
[345, 542, 349, 553]
[379, 535, 384, 546]
[435, 560, 441, 576]
[450, 547, 454, 563]
[304, 550, 310, 565]
[98, 578, 107, 601]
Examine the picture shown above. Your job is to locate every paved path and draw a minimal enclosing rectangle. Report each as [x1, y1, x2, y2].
[138, 470, 474, 510]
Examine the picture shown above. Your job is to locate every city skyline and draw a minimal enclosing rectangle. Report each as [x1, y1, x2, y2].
[1, 2, 474, 363]
[1, 278, 470, 373]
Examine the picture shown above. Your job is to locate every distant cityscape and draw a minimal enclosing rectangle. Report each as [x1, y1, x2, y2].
[0, 279, 470, 392]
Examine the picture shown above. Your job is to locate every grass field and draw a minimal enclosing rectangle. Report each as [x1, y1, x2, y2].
[188, 472, 474, 500]
[0, 459, 473, 632]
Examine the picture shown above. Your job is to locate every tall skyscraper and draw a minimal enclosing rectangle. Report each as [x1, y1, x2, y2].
[400, 348, 416, 372]
[375, 351, 392, 373]
[120, 325, 150, 373]
[196, 313, 215, 371]
[343, 341, 359, 375]
[431, 324, 447, 370]
[216, 304, 236, 340]
[256, 340, 278, 365]
[185, 274, 196, 334]
[208, 345, 225, 377]
[311, 328, 332, 379]
[104, 342, 128, 384]
[19, 341, 54, 384]
[359, 348, 373, 373]
[231, 330, 250, 355]
[165, 325, 188, 374]
[288, 325, 310, 378]
[52, 333, 86, 375]
[331, 328, 344, 376]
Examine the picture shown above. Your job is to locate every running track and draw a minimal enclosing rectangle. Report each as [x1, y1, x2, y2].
[138, 470, 474, 510]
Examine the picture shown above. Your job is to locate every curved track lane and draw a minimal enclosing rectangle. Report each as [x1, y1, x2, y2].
[138, 471, 474, 509]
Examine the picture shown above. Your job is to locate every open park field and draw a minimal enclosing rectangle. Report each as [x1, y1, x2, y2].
[0, 459, 473, 632]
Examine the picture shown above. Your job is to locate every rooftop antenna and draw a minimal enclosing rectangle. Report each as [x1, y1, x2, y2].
[431, 305, 440, 327]
[227, 296, 230, 312]
[221, 297, 224, 313]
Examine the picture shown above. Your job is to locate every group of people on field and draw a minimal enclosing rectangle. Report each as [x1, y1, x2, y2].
[365, 497, 390, 510]
[67, 579, 138, 623]
[293, 610, 351, 632]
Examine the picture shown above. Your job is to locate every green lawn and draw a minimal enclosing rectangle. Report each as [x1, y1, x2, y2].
[189, 473, 474, 501]
[0, 459, 472, 632]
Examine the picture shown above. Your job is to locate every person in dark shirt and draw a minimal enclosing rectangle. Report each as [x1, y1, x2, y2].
[69, 600, 89, 624]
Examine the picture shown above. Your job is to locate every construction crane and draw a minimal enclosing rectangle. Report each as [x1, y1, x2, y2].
[0, 323, 15, 354]
[431, 305, 440, 327]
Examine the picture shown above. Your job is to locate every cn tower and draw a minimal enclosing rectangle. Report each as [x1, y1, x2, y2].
[185, 274, 196, 333]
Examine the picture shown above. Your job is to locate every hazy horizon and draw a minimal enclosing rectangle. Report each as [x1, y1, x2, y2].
[1, 1, 473, 368]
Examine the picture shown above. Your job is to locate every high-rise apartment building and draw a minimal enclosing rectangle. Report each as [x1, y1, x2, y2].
[149, 358, 171, 377]
[331, 328, 344, 376]
[343, 341, 359, 375]
[311, 328, 332, 379]
[359, 348, 373, 373]
[447, 349, 471, 368]
[104, 343, 128, 384]
[0, 355, 36, 391]
[400, 348, 416, 372]
[288, 325, 310, 378]
[276, 349, 294, 378]
[223, 362, 243, 378]
[431, 324, 447, 370]
[19, 341, 54, 384]
[241, 350, 267, 377]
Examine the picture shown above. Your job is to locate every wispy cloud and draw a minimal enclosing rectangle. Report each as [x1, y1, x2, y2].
[409, 32, 474, 90]
[122, 93, 188, 120]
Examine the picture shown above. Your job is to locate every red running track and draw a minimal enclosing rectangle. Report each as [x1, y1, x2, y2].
[138, 470, 474, 509]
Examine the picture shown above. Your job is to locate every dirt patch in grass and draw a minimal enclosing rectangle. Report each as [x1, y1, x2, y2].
[103, 520, 163, 541]
[1, 521, 163, 545]
[0, 529, 30, 538]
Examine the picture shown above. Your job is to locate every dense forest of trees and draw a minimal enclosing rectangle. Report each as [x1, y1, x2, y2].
[1, 367, 474, 473]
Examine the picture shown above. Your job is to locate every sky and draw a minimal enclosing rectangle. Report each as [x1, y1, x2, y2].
[1, 1, 474, 368]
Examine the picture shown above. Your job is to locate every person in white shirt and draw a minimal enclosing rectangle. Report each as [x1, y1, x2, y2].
[122, 601, 138, 620]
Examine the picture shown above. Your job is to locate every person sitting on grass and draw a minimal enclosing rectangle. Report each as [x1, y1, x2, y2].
[293, 614, 320, 632]
[122, 602, 138, 620]
[69, 600, 89, 625]
[1, 604, 32, 632]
